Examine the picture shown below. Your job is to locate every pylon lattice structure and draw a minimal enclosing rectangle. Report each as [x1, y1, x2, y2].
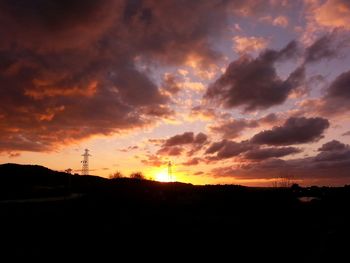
[81, 149, 91, 176]
[168, 161, 172, 182]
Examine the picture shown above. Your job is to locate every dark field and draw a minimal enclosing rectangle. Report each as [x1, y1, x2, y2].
[0, 163, 349, 261]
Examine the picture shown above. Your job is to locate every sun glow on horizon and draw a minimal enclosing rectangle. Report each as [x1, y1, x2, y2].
[154, 170, 175, 182]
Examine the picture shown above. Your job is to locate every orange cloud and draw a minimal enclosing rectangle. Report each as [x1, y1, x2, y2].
[273, 16, 289, 27]
[26, 80, 98, 99]
[233, 36, 269, 53]
[313, 0, 350, 29]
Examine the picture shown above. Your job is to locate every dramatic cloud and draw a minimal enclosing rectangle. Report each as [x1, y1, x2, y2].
[205, 140, 229, 154]
[318, 140, 348, 152]
[305, 33, 338, 63]
[157, 132, 208, 156]
[209, 113, 280, 139]
[189, 106, 218, 120]
[326, 70, 350, 99]
[164, 132, 195, 147]
[209, 119, 259, 139]
[163, 132, 208, 147]
[294, 68, 350, 117]
[205, 41, 305, 111]
[205, 138, 301, 161]
[161, 73, 181, 94]
[259, 113, 279, 124]
[244, 147, 301, 160]
[194, 133, 208, 145]
[0, 0, 230, 152]
[312, 0, 350, 30]
[210, 140, 350, 183]
[310, 70, 350, 116]
[251, 117, 330, 145]
[205, 140, 253, 159]
[314, 146, 350, 162]
[157, 146, 183, 156]
[215, 141, 253, 159]
[304, 31, 350, 64]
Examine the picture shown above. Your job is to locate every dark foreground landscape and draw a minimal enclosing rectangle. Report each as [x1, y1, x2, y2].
[0, 163, 349, 261]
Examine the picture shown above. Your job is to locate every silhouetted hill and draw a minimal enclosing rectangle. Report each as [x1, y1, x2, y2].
[0, 163, 105, 199]
[0, 163, 349, 262]
[0, 163, 65, 183]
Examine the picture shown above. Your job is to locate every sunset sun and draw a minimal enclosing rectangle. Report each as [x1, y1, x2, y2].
[155, 171, 174, 182]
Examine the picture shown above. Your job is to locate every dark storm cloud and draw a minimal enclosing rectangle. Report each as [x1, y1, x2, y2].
[326, 70, 350, 99]
[305, 30, 350, 64]
[0, 0, 230, 152]
[205, 138, 300, 161]
[315, 140, 350, 163]
[318, 140, 348, 152]
[311, 70, 350, 116]
[211, 140, 350, 182]
[216, 140, 253, 159]
[205, 140, 229, 154]
[194, 133, 208, 145]
[162, 132, 208, 147]
[157, 131, 208, 157]
[205, 41, 304, 111]
[205, 140, 253, 159]
[164, 132, 196, 147]
[210, 119, 259, 139]
[305, 34, 338, 63]
[209, 113, 280, 139]
[251, 117, 330, 145]
[296, 69, 350, 117]
[259, 113, 279, 124]
[244, 147, 301, 160]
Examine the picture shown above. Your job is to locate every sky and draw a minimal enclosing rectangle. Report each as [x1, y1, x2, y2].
[1, 0, 350, 186]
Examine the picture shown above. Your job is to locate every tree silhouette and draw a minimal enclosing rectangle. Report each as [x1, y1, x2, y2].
[273, 171, 295, 188]
[130, 171, 145, 180]
[65, 168, 73, 174]
[109, 171, 124, 179]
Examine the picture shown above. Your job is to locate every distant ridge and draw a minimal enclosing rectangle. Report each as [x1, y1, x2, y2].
[0, 163, 69, 184]
[0, 163, 62, 176]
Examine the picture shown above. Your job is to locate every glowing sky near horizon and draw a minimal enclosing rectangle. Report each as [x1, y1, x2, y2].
[1, 0, 350, 186]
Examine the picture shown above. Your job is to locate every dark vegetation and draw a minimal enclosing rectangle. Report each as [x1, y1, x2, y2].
[0, 163, 349, 261]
